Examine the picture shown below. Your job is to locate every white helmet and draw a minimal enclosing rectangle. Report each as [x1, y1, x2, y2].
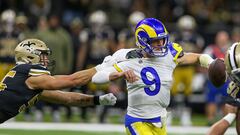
[15, 39, 51, 65]
[177, 15, 196, 30]
[1, 9, 16, 23]
[128, 11, 145, 26]
[89, 10, 108, 25]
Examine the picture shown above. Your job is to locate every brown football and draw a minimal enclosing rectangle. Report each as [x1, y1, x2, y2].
[208, 58, 226, 87]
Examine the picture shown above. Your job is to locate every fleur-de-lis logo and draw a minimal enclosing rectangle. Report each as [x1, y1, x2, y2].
[20, 41, 36, 52]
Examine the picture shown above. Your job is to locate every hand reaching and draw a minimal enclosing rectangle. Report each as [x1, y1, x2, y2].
[99, 93, 117, 105]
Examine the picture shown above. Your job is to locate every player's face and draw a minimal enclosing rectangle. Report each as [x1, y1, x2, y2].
[151, 39, 165, 51]
[40, 54, 49, 67]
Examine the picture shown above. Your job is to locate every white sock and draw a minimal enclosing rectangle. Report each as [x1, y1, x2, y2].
[223, 113, 236, 124]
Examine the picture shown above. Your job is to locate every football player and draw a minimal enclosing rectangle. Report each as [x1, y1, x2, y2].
[0, 38, 136, 124]
[207, 42, 240, 135]
[92, 18, 214, 135]
[223, 42, 240, 134]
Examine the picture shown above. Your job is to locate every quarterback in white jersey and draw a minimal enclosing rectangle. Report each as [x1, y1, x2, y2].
[93, 18, 214, 135]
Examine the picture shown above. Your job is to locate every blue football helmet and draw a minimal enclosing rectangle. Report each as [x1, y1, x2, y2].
[135, 18, 169, 57]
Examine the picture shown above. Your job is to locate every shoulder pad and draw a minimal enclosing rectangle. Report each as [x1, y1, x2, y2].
[13, 64, 32, 74]
[29, 64, 50, 76]
[112, 48, 135, 62]
[126, 49, 144, 59]
[168, 42, 184, 61]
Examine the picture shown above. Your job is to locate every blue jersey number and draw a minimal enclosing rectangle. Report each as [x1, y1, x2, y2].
[140, 67, 161, 96]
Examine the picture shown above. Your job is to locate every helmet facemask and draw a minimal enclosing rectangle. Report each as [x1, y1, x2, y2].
[15, 39, 55, 69]
[137, 33, 169, 57]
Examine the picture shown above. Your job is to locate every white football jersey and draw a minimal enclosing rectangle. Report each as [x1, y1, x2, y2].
[113, 43, 183, 119]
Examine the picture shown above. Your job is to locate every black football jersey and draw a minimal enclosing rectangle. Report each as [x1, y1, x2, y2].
[0, 64, 50, 123]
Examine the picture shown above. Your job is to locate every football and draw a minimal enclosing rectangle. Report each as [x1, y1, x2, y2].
[208, 58, 226, 87]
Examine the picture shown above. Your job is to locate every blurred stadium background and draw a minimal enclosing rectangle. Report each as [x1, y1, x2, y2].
[0, 0, 240, 134]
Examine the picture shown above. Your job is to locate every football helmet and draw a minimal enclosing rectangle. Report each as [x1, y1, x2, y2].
[1, 9, 16, 23]
[135, 18, 169, 57]
[177, 15, 196, 31]
[225, 42, 240, 86]
[89, 10, 107, 26]
[128, 11, 145, 26]
[15, 39, 51, 66]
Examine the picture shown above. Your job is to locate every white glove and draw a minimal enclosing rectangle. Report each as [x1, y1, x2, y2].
[227, 81, 240, 98]
[95, 55, 117, 72]
[99, 93, 117, 105]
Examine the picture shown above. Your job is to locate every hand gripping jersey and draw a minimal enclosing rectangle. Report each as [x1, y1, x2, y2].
[113, 42, 183, 119]
[0, 64, 50, 123]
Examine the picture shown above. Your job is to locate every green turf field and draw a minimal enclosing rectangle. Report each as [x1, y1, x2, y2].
[0, 129, 203, 135]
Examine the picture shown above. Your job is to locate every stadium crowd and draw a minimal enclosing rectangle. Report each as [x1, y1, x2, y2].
[0, 0, 240, 126]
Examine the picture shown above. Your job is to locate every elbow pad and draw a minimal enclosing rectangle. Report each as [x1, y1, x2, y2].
[199, 54, 214, 68]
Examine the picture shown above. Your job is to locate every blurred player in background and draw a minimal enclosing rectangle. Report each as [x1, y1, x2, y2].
[0, 38, 137, 124]
[170, 15, 205, 126]
[203, 31, 231, 125]
[92, 18, 214, 135]
[78, 10, 117, 122]
[0, 10, 19, 81]
[118, 11, 145, 49]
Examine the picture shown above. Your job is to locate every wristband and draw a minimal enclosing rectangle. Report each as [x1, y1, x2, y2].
[223, 113, 236, 124]
[93, 96, 100, 105]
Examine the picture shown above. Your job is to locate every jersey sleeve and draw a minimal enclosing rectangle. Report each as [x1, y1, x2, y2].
[113, 61, 129, 72]
[28, 65, 50, 76]
[168, 42, 184, 63]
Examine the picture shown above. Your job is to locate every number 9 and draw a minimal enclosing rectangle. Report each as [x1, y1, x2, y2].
[140, 67, 161, 96]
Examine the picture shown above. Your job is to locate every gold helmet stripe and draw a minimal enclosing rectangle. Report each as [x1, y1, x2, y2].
[229, 43, 238, 70]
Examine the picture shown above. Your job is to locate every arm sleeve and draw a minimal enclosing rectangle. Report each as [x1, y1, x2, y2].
[92, 67, 118, 84]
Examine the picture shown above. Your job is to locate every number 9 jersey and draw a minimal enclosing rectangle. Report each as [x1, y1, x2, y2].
[113, 42, 183, 119]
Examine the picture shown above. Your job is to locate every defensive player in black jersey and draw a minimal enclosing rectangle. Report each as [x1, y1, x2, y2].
[0, 38, 136, 123]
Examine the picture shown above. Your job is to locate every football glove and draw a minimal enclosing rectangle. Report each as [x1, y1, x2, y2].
[99, 93, 117, 105]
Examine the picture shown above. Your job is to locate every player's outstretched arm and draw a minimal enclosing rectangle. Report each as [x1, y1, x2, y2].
[39, 90, 117, 106]
[177, 53, 214, 68]
[26, 67, 97, 90]
[207, 104, 237, 135]
[236, 108, 240, 134]
[69, 67, 97, 86]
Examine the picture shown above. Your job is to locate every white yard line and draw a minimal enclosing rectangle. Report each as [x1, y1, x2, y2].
[0, 122, 237, 135]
